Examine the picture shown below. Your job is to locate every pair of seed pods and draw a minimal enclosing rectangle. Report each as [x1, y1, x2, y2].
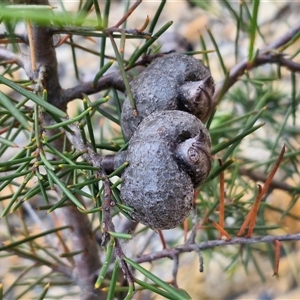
[116, 54, 214, 230]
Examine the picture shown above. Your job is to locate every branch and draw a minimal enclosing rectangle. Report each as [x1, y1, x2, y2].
[103, 177, 135, 286]
[0, 47, 25, 68]
[62, 71, 126, 103]
[135, 233, 300, 264]
[65, 123, 135, 286]
[0, 33, 28, 43]
[212, 21, 300, 111]
[24, 1, 104, 299]
[256, 53, 300, 73]
[62, 52, 172, 104]
[64, 123, 103, 170]
[266, 21, 300, 50]
[239, 167, 299, 193]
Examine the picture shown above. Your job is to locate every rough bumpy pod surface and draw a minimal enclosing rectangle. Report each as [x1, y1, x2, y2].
[120, 111, 212, 230]
[121, 53, 215, 140]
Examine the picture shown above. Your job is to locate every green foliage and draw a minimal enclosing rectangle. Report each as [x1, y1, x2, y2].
[0, 1, 299, 299]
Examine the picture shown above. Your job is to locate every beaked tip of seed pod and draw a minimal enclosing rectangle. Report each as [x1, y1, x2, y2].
[175, 136, 200, 165]
[174, 132, 212, 185]
[178, 77, 213, 121]
[195, 130, 204, 143]
[179, 76, 212, 97]
[199, 75, 212, 88]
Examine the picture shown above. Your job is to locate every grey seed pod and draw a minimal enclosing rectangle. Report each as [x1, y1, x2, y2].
[121, 54, 215, 140]
[120, 110, 212, 230]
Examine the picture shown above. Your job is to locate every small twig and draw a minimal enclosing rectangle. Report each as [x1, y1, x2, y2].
[266, 21, 300, 50]
[64, 123, 103, 170]
[212, 52, 300, 111]
[115, 240, 135, 286]
[0, 33, 28, 44]
[0, 47, 24, 67]
[102, 178, 114, 243]
[102, 179, 134, 286]
[198, 251, 204, 273]
[62, 71, 125, 103]
[273, 239, 281, 276]
[135, 233, 300, 264]
[218, 159, 225, 238]
[239, 167, 297, 192]
[255, 53, 300, 73]
[65, 123, 135, 285]
[211, 22, 300, 115]
[171, 253, 179, 288]
[113, 0, 142, 28]
[67, 123, 134, 284]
